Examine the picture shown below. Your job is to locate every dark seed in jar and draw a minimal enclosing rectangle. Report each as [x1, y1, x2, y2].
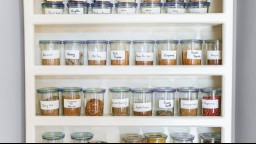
[85, 99, 104, 116]
[156, 110, 174, 116]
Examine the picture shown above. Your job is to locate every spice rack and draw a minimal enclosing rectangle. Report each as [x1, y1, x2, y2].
[24, 0, 234, 143]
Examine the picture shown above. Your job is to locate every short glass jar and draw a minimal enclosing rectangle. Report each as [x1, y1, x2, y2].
[84, 88, 106, 116]
[64, 40, 85, 65]
[109, 40, 131, 66]
[42, 3, 65, 15]
[42, 132, 65, 143]
[91, 2, 113, 14]
[39, 40, 62, 65]
[144, 133, 168, 143]
[187, 2, 210, 14]
[157, 40, 178, 65]
[67, 2, 90, 14]
[71, 132, 94, 143]
[205, 40, 222, 65]
[122, 134, 145, 143]
[200, 133, 221, 143]
[154, 87, 176, 116]
[87, 40, 108, 66]
[132, 88, 154, 116]
[115, 2, 138, 14]
[166, 0, 185, 2]
[171, 133, 195, 143]
[181, 40, 203, 65]
[37, 87, 60, 116]
[134, 40, 155, 66]
[110, 87, 131, 116]
[164, 2, 186, 14]
[190, 0, 208, 2]
[69, 0, 87, 2]
[178, 87, 199, 116]
[201, 88, 221, 116]
[61, 87, 83, 116]
[140, 3, 162, 14]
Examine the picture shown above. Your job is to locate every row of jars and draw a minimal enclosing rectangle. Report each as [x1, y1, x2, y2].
[37, 87, 221, 117]
[39, 40, 222, 66]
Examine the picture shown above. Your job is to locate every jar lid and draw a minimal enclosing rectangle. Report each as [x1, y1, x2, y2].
[156, 40, 179, 44]
[187, 2, 211, 7]
[91, 2, 114, 8]
[132, 88, 154, 93]
[109, 40, 132, 44]
[155, 87, 177, 93]
[84, 88, 106, 93]
[201, 88, 222, 94]
[67, 2, 90, 7]
[177, 87, 200, 92]
[86, 40, 108, 44]
[60, 87, 83, 92]
[140, 2, 163, 7]
[42, 132, 65, 140]
[201, 133, 221, 141]
[133, 40, 155, 44]
[37, 87, 60, 94]
[115, 2, 138, 7]
[42, 3, 65, 8]
[144, 133, 168, 140]
[71, 132, 94, 140]
[63, 40, 85, 44]
[39, 40, 63, 44]
[180, 40, 203, 44]
[171, 133, 194, 141]
[205, 40, 222, 44]
[164, 2, 186, 7]
[109, 87, 131, 93]
[122, 134, 144, 143]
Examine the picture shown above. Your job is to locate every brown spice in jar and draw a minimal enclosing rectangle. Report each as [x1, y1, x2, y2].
[136, 61, 154, 66]
[160, 59, 177, 65]
[65, 52, 84, 65]
[85, 99, 104, 116]
[182, 50, 201, 65]
[88, 60, 106, 66]
[208, 60, 222, 65]
[156, 110, 174, 116]
[42, 59, 60, 65]
[41, 96, 59, 116]
[134, 111, 152, 116]
[111, 51, 129, 66]
[62, 95, 81, 116]
[180, 108, 197, 116]
[112, 107, 129, 116]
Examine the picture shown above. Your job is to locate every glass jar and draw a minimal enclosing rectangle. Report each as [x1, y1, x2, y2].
[37, 87, 60, 116]
[64, 40, 85, 65]
[201, 88, 221, 116]
[144, 133, 167, 143]
[171, 133, 194, 143]
[166, 0, 184, 2]
[155, 87, 176, 116]
[110, 87, 131, 116]
[164, 2, 186, 14]
[187, 2, 210, 14]
[132, 88, 154, 116]
[205, 40, 222, 65]
[200, 133, 221, 143]
[87, 40, 108, 66]
[69, 0, 87, 2]
[140, 3, 162, 14]
[134, 40, 155, 66]
[44, 0, 63, 3]
[122, 134, 145, 143]
[84, 88, 106, 116]
[157, 40, 178, 65]
[178, 88, 199, 116]
[71, 132, 94, 143]
[109, 40, 130, 66]
[42, 132, 65, 143]
[67, 2, 90, 14]
[39, 40, 62, 65]
[189, 0, 208, 3]
[42, 3, 65, 15]
[181, 40, 203, 65]
[115, 2, 138, 14]
[61, 87, 83, 116]
[91, 2, 113, 14]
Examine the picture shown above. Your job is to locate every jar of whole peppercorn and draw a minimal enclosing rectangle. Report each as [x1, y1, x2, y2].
[205, 40, 222, 65]
[201, 88, 221, 116]
[200, 133, 221, 143]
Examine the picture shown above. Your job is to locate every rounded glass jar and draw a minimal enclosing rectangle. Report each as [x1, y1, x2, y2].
[132, 88, 154, 116]
[115, 2, 138, 14]
[37, 87, 60, 116]
[134, 40, 155, 66]
[84, 88, 106, 116]
[187, 2, 210, 14]
[200, 133, 221, 143]
[67, 2, 90, 14]
[181, 40, 203, 65]
[140, 2, 162, 14]
[39, 40, 62, 66]
[69, 0, 87, 2]
[178, 87, 199, 116]
[122, 134, 145, 143]
[205, 40, 222, 65]
[157, 40, 178, 65]
[201, 88, 221, 116]
[64, 40, 85, 65]
[42, 132, 65, 143]
[166, 0, 184, 2]
[109, 40, 131, 66]
[171, 133, 194, 143]
[42, 3, 64, 15]
[164, 2, 186, 14]
[91, 2, 113, 14]
[87, 40, 108, 66]
[71, 132, 94, 143]
[144, 133, 168, 143]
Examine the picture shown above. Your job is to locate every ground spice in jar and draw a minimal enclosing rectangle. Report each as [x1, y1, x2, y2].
[62, 95, 81, 116]
[182, 50, 201, 65]
[88, 60, 106, 65]
[179, 99, 198, 116]
[111, 51, 129, 66]
[42, 59, 61, 65]
[208, 60, 222, 65]
[159, 55, 177, 65]
[136, 61, 154, 65]
[112, 107, 129, 116]
[134, 111, 152, 116]
[202, 96, 221, 116]
[180, 108, 197, 116]
[85, 99, 104, 116]
[156, 110, 174, 116]
[41, 96, 59, 116]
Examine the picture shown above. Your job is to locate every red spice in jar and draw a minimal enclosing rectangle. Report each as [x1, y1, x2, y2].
[202, 96, 221, 116]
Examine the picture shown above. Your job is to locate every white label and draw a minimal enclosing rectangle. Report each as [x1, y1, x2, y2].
[187, 50, 202, 60]
[64, 99, 81, 108]
[65, 50, 80, 59]
[142, 8, 161, 14]
[40, 100, 59, 110]
[181, 100, 198, 109]
[112, 98, 129, 108]
[118, 8, 136, 14]
[45, 8, 63, 15]
[167, 8, 186, 14]
[202, 100, 219, 109]
[136, 53, 154, 61]
[159, 100, 174, 109]
[207, 51, 222, 60]
[92, 9, 111, 14]
[88, 52, 107, 60]
[161, 51, 177, 60]
[134, 102, 152, 112]
[42, 50, 60, 59]
[188, 8, 208, 14]
[111, 51, 126, 60]
[69, 8, 84, 15]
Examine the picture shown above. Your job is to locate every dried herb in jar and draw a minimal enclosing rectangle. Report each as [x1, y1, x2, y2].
[65, 52, 84, 65]
[156, 110, 174, 116]
[85, 99, 104, 116]
[62, 95, 81, 116]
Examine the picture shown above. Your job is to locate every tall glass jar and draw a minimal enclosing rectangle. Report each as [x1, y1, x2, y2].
[61, 87, 83, 116]
[200, 133, 221, 143]
[171, 133, 195, 143]
[37, 87, 60, 116]
[144, 133, 168, 143]
[39, 40, 62, 65]
[110, 87, 131, 116]
[87, 41, 108, 66]
[84, 88, 106, 116]
[42, 132, 65, 143]
[42, 3, 65, 15]
[201, 88, 221, 116]
[122, 134, 145, 143]
[71, 132, 94, 143]
[140, 2, 162, 14]
[134, 40, 155, 66]
[115, 2, 138, 14]
[67, 2, 90, 14]
[164, 2, 186, 14]
[109, 41, 131, 66]
[178, 88, 199, 116]
[157, 40, 178, 65]
[155, 87, 176, 116]
[91, 2, 113, 14]
[132, 88, 154, 116]
[187, 2, 210, 14]
[181, 40, 203, 65]
[205, 40, 222, 65]
[64, 40, 85, 66]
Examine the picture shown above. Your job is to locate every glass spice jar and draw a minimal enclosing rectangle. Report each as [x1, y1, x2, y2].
[144, 133, 168, 143]
[109, 40, 131, 66]
[178, 87, 199, 116]
[110, 87, 131, 116]
[166, 0, 184, 2]
[42, 2, 65, 15]
[190, 0, 208, 2]
[201, 88, 221, 116]
[115, 2, 138, 14]
[205, 40, 222, 65]
[91, 2, 113, 14]
[164, 2, 186, 14]
[87, 40, 108, 66]
[42, 132, 65, 143]
[84, 88, 106, 116]
[39, 40, 62, 66]
[200, 133, 221, 143]
[132, 88, 154, 116]
[140, 2, 162, 14]
[61, 87, 83, 116]
[122, 134, 145, 143]
[181, 40, 203, 65]
[134, 40, 155, 66]
[171, 133, 195, 143]
[37, 87, 60, 116]
[64, 40, 85, 66]
[67, 2, 90, 14]
[44, 0, 63, 3]
[157, 40, 178, 65]
[187, 2, 211, 14]
[154, 87, 176, 116]
[71, 132, 94, 143]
